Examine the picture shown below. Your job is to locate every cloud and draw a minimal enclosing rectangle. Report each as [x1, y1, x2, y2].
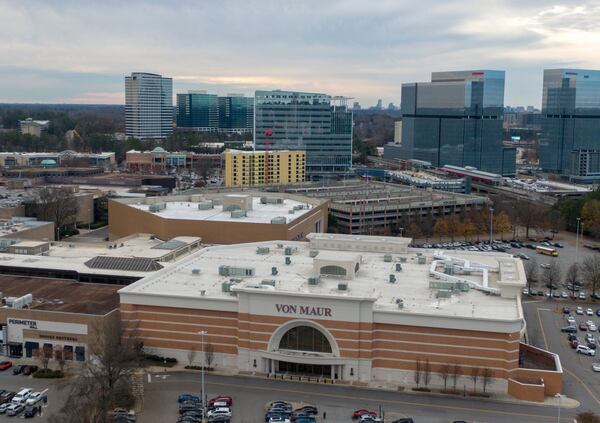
[0, 1, 599, 106]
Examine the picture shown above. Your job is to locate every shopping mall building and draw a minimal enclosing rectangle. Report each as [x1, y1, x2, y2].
[119, 233, 562, 401]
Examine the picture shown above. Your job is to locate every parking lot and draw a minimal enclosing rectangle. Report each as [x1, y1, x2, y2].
[0, 367, 64, 421]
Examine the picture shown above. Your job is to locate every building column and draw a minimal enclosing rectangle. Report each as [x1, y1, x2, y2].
[330, 365, 334, 380]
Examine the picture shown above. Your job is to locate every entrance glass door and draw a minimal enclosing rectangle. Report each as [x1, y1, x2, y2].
[278, 361, 331, 377]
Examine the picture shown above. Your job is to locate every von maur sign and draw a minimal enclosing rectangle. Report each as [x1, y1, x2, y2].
[276, 304, 332, 317]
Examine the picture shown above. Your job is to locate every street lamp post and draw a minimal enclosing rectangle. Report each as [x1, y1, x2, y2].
[575, 217, 581, 263]
[555, 393, 562, 422]
[198, 330, 208, 422]
[489, 208, 494, 246]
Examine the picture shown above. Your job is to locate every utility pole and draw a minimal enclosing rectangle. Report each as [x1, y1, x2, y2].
[575, 217, 581, 263]
[489, 207, 494, 245]
[198, 330, 208, 422]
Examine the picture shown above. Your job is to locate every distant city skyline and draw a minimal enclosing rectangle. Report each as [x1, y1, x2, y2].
[1, 1, 600, 107]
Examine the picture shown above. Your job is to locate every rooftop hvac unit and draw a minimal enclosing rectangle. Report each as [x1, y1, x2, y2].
[384, 254, 392, 262]
[218, 265, 255, 277]
[399, 257, 407, 263]
[212, 198, 223, 206]
[288, 209, 295, 214]
[230, 210, 246, 218]
[256, 247, 270, 255]
[338, 282, 348, 291]
[416, 252, 423, 257]
[149, 202, 166, 212]
[396, 298, 404, 309]
[417, 256, 426, 264]
[271, 267, 278, 276]
[395, 263, 402, 272]
[308, 276, 320, 285]
[285, 257, 291, 265]
[284, 246, 295, 256]
[276, 243, 284, 249]
[261, 279, 276, 287]
[270, 216, 287, 224]
[221, 281, 237, 292]
[436, 290, 452, 299]
[225, 204, 241, 212]
[191, 268, 201, 275]
[261, 197, 284, 204]
[309, 250, 319, 258]
[389, 274, 396, 283]
[197, 201, 214, 210]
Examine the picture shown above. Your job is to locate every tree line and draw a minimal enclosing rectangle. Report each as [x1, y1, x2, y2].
[553, 189, 600, 239]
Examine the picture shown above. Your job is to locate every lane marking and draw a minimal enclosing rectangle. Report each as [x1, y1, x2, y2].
[536, 308, 550, 350]
[149, 375, 573, 421]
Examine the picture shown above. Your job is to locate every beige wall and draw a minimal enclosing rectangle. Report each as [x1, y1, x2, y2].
[108, 199, 328, 244]
[2, 222, 55, 242]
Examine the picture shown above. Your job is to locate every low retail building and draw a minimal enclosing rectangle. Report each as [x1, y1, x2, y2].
[119, 233, 562, 401]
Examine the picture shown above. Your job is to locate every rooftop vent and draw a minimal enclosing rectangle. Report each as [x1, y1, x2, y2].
[309, 250, 319, 258]
[191, 268, 201, 275]
[395, 263, 402, 272]
[308, 276, 320, 285]
[284, 246, 297, 256]
[261, 279, 276, 287]
[272, 266, 278, 276]
[417, 256, 426, 265]
[285, 256, 291, 265]
[256, 247, 270, 255]
[396, 298, 404, 309]
[389, 274, 396, 284]
[338, 282, 348, 291]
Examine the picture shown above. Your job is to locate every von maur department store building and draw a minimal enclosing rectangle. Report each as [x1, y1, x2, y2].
[119, 233, 562, 401]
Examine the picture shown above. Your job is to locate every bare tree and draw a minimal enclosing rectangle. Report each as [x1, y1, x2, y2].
[525, 257, 538, 293]
[451, 364, 461, 391]
[49, 315, 142, 423]
[422, 360, 431, 388]
[187, 346, 197, 367]
[204, 343, 214, 369]
[582, 256, 600, 298]
[414, 359, 422, 388]
[438, 364, 451, 390]
[566, 263, 580, 299]
[577, 412, 600, 423]
[542, 260, 562, 296]
[33, 187, 79, 239]
[481, 368, 492, 393]
[470, 367, 480, 392]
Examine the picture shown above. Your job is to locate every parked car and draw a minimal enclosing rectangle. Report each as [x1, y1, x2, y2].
[209, 396, 233, 406]
[7, 403, 25, 416]
[587, 308, 594, 316]
[568, 333, 577, 341]
[0, 402, 12, 414]
[580, 292, 587, 300]
[576, 345, 596, 356]
[353, 410, 377, 419]
[570, 339, 580, 349]
[177, 394, 200, 404]
[593, 363, 600, 372]
[0, 391, 15, 404]
[580, 322, 588, 331]
[563, 307, 571, 314]
[0, 361, 12, 371]
[12, 388, 32, 404]
[577, 307, 584, 315]
[21, 366, 38, 376]
[25, 392, 44, 406]
[12, 365, 25, 375]
[561, 325, 577, 333]
[24, 405, 40, 419]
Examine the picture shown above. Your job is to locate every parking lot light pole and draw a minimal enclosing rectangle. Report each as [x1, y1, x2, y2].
[198, 330, 208, 423]
[555, 393, 562, 423]
[489, 208, 494, 246]
[575, 217, 581, 263]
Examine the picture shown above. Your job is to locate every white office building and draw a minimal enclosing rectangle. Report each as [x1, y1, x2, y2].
[125, 72, 173, 139]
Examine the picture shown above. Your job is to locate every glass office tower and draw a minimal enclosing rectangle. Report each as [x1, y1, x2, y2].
[385, 70, 514, 175]
[540, 69, 600, 182]
[125, 72, 173, 139]
[254, 90, 352, 176]
[218, 94, 254, 134]
[176, 91, 219, 132]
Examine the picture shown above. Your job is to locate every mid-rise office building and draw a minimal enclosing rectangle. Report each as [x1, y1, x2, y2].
[176, 91, 219, 132]
[125, 72, 173, 139]
[19, 118, 49, 137]
[176, 92, 254, 134]
[540, 69, 600, 183]
[384, 70, 515, 176]
[223, 149, 305, 188]
[254, 90, 353, 177]
[219, 94, 254, 134]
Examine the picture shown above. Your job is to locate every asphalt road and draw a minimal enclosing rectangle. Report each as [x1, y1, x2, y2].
[523, 297, 600, 415]
[141, 371, 577, 423]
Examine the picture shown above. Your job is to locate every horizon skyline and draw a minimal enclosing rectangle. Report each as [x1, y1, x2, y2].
[1, 1, 600, 107]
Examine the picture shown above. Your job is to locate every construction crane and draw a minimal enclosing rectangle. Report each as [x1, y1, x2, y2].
[71, 129, 89, 152]
[264, 128, 272, 185]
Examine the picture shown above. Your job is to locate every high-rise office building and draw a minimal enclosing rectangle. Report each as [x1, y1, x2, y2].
[218, 94, 254, 134]
[254, 90, 353, 176]
[384, 70, 515, 176]
[176, 91, 219, 132]
[125, 72, 173, 139]
[540, 69, 600, 182]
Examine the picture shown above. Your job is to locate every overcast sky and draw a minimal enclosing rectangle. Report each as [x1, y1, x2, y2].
[1, 0, 599, 107]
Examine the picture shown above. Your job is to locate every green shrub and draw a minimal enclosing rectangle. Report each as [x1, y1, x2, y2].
[33, 369, 64, 378]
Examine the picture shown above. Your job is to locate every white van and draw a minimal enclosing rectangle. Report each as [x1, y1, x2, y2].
[12, 388, 32, 404]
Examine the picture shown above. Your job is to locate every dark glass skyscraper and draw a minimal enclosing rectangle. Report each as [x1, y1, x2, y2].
[384, 70, 515, 176]
[176, 91, 219, 132]
[540, 69, 600, 182]
[218, 94, 254, 133]
[254, 90, 352, 176]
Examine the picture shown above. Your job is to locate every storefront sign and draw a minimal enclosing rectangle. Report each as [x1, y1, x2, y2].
[276, 304, 332, 317]
[8, 319, 37, 329]
[38, 334, 78, 342]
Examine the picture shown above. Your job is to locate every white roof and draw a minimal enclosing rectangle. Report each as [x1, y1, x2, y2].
[120, 240, 524, 321]
[129, 197, 313, 224]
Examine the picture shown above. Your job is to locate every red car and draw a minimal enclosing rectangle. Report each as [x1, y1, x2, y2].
[208, 396, 233, 406]
[0, 361, 12, 371]
[570, 339, 580, 349]
[353, 409, 377, 419]
[579, 323, 588, 331]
